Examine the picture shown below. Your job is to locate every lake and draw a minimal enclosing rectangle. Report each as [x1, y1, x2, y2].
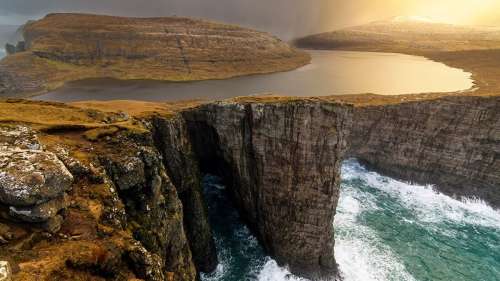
[33, 50, 474, 102]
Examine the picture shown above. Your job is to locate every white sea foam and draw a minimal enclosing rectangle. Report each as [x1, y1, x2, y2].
[204, 160, 500, 281]
[201, 236, 230, 281]
[336, 159, 500, 280]
[257, 258, 309, 281]
[335, 176, 416, 281]
[341, 159, 500, 229]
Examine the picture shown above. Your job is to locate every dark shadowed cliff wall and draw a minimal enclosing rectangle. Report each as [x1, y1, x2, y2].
[183, 101, 352, 279]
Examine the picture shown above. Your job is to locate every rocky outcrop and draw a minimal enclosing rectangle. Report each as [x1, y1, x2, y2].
[0, 125, 73, 233]
[348, 96, 500, 207]
[0, 13, 310, 97]
[0, 117, 199, 280]
[183, 100, 351, 279]
[4, 42, 25, 56]
[97, 130, 198, 280]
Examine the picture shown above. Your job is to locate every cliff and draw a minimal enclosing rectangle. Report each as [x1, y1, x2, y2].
[183, 101, 351, 279]
[0, 94, 497, 280]
[348, 96, 500, 206]
[0, 13, 310, 97]
[0, 100, 201, 280]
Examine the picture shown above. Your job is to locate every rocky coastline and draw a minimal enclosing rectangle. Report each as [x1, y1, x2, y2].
[0, 94, 498, 280]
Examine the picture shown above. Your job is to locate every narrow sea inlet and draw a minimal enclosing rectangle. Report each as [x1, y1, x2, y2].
[201, 160, 500, 281]
[34, 50, 474, 102]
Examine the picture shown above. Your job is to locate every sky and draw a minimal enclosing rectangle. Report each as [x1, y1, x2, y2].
[1, 0, 500, 39]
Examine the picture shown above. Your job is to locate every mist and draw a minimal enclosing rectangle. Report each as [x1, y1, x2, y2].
[1, 0, 500, 40]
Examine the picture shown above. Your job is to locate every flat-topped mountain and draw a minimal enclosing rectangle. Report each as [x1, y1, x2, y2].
[295, 18, 500, 52]
[0, 13, 310, 97]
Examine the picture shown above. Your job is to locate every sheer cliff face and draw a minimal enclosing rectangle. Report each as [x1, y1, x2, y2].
[183, 101, 352, 279]
[348, 96, 500, 207]
[1, 96, 499, 280]
[0, 13, 310, 97]
[177, 95, 499, 279]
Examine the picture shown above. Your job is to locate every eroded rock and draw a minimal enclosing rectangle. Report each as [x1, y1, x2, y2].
[100, 141, 197, 280]
[0, 150, 73, 206]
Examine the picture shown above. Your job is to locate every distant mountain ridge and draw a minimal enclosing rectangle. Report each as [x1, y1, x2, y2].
[295, 18, 500, 52]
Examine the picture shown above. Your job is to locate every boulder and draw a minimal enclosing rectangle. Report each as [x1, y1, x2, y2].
[0, 150, 73, 206]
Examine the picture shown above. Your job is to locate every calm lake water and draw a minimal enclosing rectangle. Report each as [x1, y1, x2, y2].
[201, 160, 500, 281]
[34, 50, 474, 102]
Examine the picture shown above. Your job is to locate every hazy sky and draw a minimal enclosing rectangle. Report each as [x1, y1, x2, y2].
[1, 0, 500, 39]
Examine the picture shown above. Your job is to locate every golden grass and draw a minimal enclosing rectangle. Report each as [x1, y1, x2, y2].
[69, 100, 203, 118]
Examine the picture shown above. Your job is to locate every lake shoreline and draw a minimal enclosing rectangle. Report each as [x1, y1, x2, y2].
[32, 50, 474, 102]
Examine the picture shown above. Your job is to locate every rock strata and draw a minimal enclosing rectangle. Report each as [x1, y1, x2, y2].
[99, 139, 197, 280]
[0, 13, 310, 97]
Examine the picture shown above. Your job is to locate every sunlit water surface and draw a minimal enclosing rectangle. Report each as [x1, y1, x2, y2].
[33, 50, 473, 102]
[201, 160, 500, 281]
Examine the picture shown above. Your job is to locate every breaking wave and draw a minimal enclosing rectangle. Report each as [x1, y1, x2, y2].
[202, 160, 500, 281]
[337, 159, 500, 281]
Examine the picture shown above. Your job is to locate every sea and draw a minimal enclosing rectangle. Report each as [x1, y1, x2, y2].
[201, 160, 500, 281]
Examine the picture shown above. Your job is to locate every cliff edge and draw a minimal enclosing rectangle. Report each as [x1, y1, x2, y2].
[1, 94, 498, 280]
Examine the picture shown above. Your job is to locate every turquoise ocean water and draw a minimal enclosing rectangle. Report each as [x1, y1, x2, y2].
[201, 160, 500, 281]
